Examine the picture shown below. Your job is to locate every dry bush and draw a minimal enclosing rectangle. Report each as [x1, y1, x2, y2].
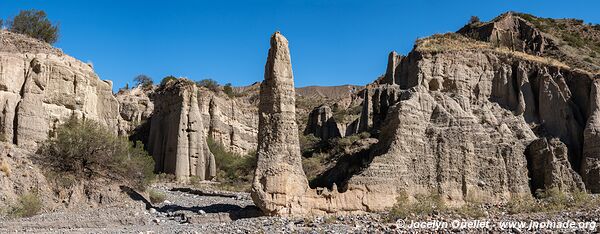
[0, 159, 10, 177]
[207, 137, 257, 192]
[7, 192, 42, 218]
[148, 189, 166, 204]
[38, 117, 154, 191]
[388, 191, 446, 220]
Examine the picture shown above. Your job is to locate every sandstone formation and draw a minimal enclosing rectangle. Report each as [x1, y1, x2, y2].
[304, 105, 341, 140]
[458, 12, 600, 73]
[147, 79, 216, 181]
[253, 13, 600, 216]
[0, 30, 120, 150]
[251, 32, 311, 215]
[116, 86, 154, 135]
[582, 79, 600, 192]
[382, 51, 402, 85]
[526, 138, 585, 193]
[200, 89, 258, 155]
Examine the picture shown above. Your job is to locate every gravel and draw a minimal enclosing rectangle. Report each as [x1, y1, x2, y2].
[1, 185, 599, 233]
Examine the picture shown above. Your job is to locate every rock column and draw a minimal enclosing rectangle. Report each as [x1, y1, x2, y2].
[251, 32, 310, 216]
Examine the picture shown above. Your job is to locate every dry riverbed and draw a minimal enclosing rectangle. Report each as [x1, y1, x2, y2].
[1, 184, 600, 233]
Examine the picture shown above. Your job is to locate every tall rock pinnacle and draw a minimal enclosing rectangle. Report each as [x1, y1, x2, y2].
[251, 32, 310, 215]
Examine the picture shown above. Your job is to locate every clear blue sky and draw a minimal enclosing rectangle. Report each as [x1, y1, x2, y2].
[1, 1, 599, 92]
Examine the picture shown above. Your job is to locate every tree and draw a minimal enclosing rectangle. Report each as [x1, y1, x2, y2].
[196, 79, 219, 92]
[160, 75, 177, 86]
[134, 74, 153, 90]
[223, 83, 234, 97]
[469, 16, 481, 25]
[9, 10, 59, 44]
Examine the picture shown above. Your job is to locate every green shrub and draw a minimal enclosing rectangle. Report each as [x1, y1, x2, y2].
[148, 189, 166, 204]
[302, 152, 327, 180]
[8, 192, 42, 218]
[299, 133, 320, 154]
[223, 83, 234, 97]
[388, 191, 446, 220]
[207, 137, 256, 191]
[562, 33, 585, 48]
[8, 9, 59, 44]
[196, 79, 219, 92]
[506, 194, 537, 214]
[38, 117, 154, 191]
[160, 75, 177, 86]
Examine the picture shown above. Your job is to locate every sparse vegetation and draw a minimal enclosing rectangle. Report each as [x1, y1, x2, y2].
[331, 104, 361, 123]
[38, 117, 155, 191]
[302, 152, 327, 181]
[148, 189, 166, 204]
[0, 159, 10, 177]
[562, 32, 586, 48]
[506, 188, 600, 215]
[468, 16, 480, 25]
[160, 75, 177, 86]
[196, 79, 219, 92]
[207, 137, 257, 191]
[388, 191, 446, 220]
[299, 133, 320, 155]
[7, 192, 42, 218]
[134, 74, 154, 90]
[300, 132, 371, 180]
[154, 173, 176, 183]
[223, 83, 235, 97]
[8, 9, 59, 44]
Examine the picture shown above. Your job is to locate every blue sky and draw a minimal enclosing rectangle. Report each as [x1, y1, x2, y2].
[1, 1, 599, 91]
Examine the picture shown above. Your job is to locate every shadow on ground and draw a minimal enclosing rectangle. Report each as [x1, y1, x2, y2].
[122, 186, 263, 220]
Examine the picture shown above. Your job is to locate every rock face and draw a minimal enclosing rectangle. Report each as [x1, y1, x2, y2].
[0, 30, 120, 150]
[251, 32, 310, 215]
[148, 80, 216, 181]
[200, 89, 259, 155]
[383, 51, 403, 85]
[581, 79, 600, 193]
[304, 105, 341, 140]
[458, 12, 553, 55]
[253, 14, 600, 215]
[526, 138, 585, 193]
[115, 86, 154, 135]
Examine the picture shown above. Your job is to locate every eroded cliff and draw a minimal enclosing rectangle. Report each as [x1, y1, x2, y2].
[0, 30, 120, 150]
[252, 13, 600, 216]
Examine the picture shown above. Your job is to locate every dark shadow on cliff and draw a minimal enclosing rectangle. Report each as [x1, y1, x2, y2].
[120, 186, 153, 209]
[128, 119, 151, 152]
[308, 138, 378, 192]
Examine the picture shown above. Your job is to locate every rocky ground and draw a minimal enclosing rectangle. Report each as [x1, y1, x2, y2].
[1, 183, 599, 233]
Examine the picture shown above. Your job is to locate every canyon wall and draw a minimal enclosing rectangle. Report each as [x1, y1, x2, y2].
[252, 20, 600, 215]
[0, 30, 120, 150]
